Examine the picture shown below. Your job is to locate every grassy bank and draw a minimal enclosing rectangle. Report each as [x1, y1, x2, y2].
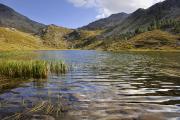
[0, 51, 67, 79]
[0, 60, 67, 79]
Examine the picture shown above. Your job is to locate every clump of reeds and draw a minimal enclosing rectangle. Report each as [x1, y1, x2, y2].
[49, 60, 67, 75]
[0, 60, 67, 79]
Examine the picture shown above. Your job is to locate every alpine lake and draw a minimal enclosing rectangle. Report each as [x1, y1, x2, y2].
[0, 50, 180, 120]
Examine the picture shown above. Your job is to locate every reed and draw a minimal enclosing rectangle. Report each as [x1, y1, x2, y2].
[0, 60, 67, 79]
[49, 60, 67, 75]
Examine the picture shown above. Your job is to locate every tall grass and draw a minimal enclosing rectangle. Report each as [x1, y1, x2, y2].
[0, 60, 67, 79]
[49, 60, 67, 75]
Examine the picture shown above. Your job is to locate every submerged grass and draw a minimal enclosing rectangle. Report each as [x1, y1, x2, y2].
[0, 60, 67, 79]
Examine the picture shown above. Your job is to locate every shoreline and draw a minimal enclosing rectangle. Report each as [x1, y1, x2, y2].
[0, 48, 180, 52]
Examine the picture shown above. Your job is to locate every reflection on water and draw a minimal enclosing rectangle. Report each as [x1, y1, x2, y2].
[0, 50, 180, 120]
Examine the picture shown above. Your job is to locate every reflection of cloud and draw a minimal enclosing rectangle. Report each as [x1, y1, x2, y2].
[67, 0, 164, 19]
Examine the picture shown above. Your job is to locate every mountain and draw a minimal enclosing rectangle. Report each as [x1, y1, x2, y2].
[80, 12, 129, 30]
[0, 3, 45, 34]
[103, 0, 180, 36]
[0, 0, 179, 51]
[75, 0, 180, 51]
[81, 0, 180, 36]
[0, 3, 73, 49]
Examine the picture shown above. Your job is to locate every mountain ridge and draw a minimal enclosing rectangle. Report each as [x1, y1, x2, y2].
[99, 0, 180, 37]
[80, 12, 129, 30]
[0, 3, 46, 34]
[0, 0, 180, 51]
[69, 0, 180, 50]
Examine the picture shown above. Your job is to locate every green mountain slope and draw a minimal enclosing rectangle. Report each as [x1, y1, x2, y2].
[105, 30, 180, 51]
[102, 0, 180, 37]
[80, 0, 180, 36]
[76, 0, 180, 51]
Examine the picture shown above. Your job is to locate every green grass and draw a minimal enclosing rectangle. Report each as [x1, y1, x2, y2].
[0, 60, 67, 79]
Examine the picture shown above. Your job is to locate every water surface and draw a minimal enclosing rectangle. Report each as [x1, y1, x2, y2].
[0, 50, 180, 120]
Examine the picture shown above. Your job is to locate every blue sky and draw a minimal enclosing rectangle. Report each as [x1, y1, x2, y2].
[0, 0, 163, 28]
[0, 0, 97, 28]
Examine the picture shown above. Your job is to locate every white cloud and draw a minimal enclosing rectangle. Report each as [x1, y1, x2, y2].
[67, 0, 164, 19]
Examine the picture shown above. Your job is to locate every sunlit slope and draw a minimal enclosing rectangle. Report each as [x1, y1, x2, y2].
[41, 25, 73, 49]
[130, 30, 180, 47]
[0, 27, 47, 50]
[99, 30, 180, 51]
[66, 30, 103, 49]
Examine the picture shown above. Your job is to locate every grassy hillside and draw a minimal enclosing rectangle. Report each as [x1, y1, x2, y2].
[67, 30, 103, 49]
[41, 25, 73, 49]
[105, 30, 180, 51]
[0, 27, 48, 51]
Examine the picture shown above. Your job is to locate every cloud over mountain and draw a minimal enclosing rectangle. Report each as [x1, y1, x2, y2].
[67, 0, 164, 18]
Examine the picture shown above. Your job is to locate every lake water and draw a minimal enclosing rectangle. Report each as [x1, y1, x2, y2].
[0, 50, 180, 120]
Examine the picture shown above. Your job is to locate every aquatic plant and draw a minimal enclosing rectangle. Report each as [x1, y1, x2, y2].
[49, 60, 67, 75]
[0, 60, 67, 79]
